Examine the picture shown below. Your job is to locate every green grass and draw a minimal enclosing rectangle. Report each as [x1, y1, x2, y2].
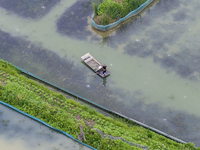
[93, 3, 98, 16]
[101, 14, 110, 25]
[93, 0, 147, 25]
[0, 59, 199, 150]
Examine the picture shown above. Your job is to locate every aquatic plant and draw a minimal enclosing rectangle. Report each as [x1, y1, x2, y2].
[107, 2, 123, 19]
[101, 14, 109, 25]
[93, 3, 98, 16]
[93, 0, 147, 25]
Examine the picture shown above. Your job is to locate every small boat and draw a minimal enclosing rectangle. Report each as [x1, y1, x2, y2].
[81, 53, 110, 78]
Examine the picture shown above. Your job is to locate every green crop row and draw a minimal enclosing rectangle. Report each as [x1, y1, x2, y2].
[0, 59, 199, 150]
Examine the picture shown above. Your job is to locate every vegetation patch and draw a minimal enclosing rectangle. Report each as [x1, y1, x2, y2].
[0, 59, 199, 150]
[93, 0, 147, 25]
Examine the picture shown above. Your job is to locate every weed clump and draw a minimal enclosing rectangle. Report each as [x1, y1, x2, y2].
[93, 3, 98, 16]
[101, 14, 109, 25]
[147, 130, 152, 138]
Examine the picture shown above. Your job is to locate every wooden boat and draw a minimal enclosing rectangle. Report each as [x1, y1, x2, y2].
[81, 53, 110, 78]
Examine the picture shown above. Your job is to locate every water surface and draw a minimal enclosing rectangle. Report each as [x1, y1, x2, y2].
[0, 0, 200, 146]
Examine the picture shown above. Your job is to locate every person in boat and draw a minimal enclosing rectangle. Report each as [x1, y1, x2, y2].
[102, 64, 107, 77]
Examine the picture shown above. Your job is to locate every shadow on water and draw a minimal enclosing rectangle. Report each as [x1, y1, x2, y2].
[103, 78, 107, 86]
[173, 8, 189, 22]
[0, 0, 60, 19]
[154, 51, 198, 79]
[56, 0, 97, 40]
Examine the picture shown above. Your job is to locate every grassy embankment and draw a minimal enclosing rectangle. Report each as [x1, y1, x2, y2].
[93, 0, 147, 25]
[0, 59, 199, 150]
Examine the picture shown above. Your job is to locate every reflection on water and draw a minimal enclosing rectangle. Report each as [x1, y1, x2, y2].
[0, 0, 200, 146]
[56, 0, 94, 40]
[0, 0, 60, 19]
[0, 104, 92, 150]
[103, 78, 107, 87]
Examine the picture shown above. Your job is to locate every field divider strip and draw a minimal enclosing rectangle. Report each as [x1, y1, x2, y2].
[14, 65, 187, 145]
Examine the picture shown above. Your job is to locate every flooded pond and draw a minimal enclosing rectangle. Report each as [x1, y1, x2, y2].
[0, 104, 92, 150]
[0, 0, 200, 146]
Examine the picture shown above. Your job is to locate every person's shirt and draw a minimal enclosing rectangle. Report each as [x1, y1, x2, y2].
[103, 65, 107, 70]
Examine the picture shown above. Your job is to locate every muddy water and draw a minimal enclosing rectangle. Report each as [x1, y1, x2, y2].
[0, 0, 200, 146]
[0, 104, 92, 150]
